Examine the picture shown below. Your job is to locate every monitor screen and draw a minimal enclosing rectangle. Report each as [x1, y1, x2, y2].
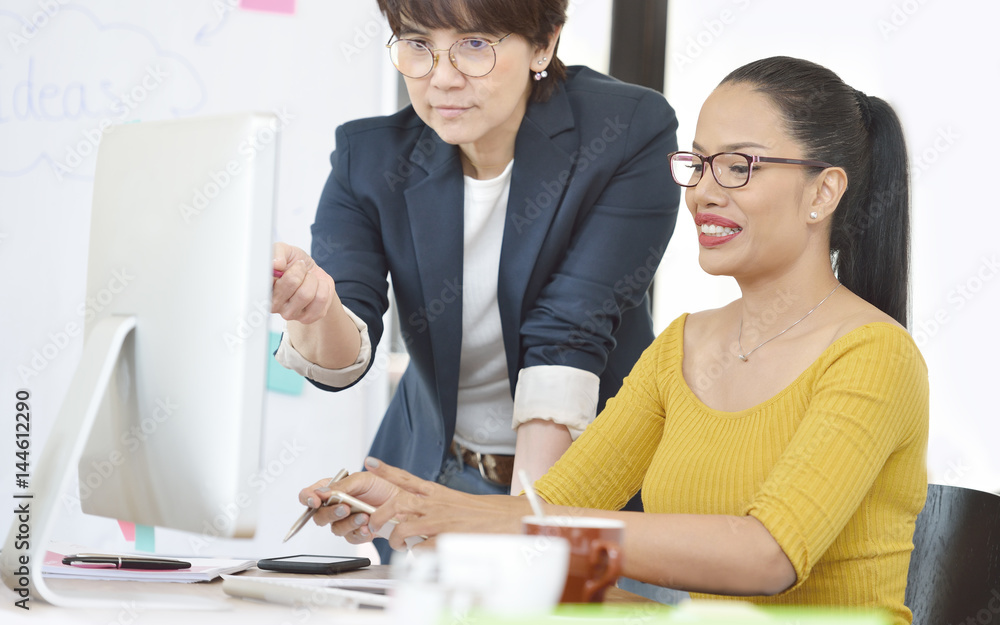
[2, 112, 277, 605]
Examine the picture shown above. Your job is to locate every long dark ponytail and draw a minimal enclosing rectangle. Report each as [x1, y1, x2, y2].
[721, 57, 910, 327]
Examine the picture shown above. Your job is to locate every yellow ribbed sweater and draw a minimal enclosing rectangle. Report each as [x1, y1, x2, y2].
[534, 314, 929, 625]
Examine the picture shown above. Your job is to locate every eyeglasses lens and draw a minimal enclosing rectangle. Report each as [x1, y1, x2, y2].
[713, 153, 750, 188]
[389, 40, 432, 78]
[670, 153, 701, 187]
[452, 39, 495, 77]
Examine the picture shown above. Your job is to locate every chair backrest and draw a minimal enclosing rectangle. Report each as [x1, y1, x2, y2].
[905, 483, 1000, 625]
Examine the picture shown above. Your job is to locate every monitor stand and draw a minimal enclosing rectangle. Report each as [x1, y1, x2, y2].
[0, 315, 221, 609]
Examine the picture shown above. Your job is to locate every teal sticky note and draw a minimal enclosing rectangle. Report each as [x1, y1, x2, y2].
[135, 524, 155, 552]
[268, 331, 304, 395]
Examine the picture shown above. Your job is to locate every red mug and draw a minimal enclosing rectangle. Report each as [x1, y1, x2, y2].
[522, 516, 624, 603]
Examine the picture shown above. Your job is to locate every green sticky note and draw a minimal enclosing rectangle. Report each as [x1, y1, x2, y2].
[267, 331, 304, 395]
[135, 524, 155, 552]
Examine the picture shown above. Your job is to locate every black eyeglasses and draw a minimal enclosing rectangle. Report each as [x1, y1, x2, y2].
[668, 151, 834, 189]
[386, 33, 512, 79]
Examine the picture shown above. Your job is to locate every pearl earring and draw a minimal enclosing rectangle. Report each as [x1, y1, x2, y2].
[810, 211, 819, 220]
[534, 57, 549, 80]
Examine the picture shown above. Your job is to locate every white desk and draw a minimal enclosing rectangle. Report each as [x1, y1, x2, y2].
[0, 565, 653, 624]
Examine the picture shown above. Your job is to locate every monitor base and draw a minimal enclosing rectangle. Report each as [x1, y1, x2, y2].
[1, 315, 141, 607]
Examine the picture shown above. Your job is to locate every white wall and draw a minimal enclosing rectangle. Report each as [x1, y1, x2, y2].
[560, 0, 613, 74]
[655, 0, 1000, 492]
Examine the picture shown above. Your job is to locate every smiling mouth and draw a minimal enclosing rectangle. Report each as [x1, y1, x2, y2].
[700, 224, 742, 237]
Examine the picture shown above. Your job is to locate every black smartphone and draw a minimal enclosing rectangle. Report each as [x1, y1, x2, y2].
[256, 554, 371, 575]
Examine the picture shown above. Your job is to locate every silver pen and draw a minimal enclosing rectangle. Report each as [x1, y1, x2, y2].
[282, 468, 349, 542]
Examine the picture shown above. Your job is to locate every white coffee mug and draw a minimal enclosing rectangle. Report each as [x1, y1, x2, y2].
[436, 533, 570, 616]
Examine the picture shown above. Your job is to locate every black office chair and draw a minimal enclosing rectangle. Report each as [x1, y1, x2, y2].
[905, 483, 1000, 625]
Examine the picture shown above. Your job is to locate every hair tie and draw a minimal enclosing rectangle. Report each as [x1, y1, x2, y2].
[854, 89, 873, 127]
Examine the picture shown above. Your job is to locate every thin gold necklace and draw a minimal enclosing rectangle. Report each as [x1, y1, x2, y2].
[737, 282, 842, 362]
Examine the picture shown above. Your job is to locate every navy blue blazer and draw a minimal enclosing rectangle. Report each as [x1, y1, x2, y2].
[309, 66, 680, 483]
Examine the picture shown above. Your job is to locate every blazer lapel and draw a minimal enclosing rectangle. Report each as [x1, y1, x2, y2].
[400, 84, 578, 432]
[498, 84, 578, 379]
[403, 126, 464, 440]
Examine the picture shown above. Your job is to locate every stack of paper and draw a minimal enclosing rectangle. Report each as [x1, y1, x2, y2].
[42, 543, 254, 583]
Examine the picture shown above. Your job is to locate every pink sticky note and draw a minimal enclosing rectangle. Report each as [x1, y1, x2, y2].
[117, 520, 136, 542]
[240, 0, 296, 14]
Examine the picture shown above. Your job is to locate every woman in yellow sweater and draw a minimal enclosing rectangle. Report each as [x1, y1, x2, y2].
[300, 56, 929, 623]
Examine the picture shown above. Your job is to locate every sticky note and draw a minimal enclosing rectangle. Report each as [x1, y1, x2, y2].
[268, 331, 305, 395]
[240, 0, 296, 14]
[117, 520, 136, 542]
[135, 524, 155, 552]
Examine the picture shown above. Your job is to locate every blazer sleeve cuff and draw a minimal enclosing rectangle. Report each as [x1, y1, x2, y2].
[511, 365, 600, 440]
[274, 305, 372, 388]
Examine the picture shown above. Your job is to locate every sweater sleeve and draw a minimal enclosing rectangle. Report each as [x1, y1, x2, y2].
[532, 317, 683, 510]
[745, 324, 929, 592]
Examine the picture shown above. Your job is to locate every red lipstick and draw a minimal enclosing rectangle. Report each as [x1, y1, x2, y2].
[694, 213, 742, 248]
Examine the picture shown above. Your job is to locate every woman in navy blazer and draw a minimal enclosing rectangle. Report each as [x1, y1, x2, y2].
[272, 0, 679, 547]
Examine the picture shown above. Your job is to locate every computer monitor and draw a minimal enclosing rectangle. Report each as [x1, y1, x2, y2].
[1, 112, 278, 607]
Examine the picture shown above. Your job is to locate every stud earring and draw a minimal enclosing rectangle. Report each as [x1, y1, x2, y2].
[534, 70, 548, 81]
[538, 57, 548, 65]
[810, 211, 819, 220]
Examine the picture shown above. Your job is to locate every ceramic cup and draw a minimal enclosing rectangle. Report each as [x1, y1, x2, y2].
[521, 515, 624, 603]
[435, 533, 570, 615]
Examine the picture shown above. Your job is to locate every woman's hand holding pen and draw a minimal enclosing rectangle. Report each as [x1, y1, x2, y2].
[299, 464, 401, 544]
[300, 458, 531, 550]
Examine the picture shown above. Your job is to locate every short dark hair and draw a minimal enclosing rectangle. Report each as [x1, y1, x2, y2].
[377, 0, 568, 102]
[722, 57, 911, 327]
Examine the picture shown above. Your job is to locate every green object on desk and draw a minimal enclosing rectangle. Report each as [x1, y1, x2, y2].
[267, 331, 304, 395]
[460, 603, 892, 624]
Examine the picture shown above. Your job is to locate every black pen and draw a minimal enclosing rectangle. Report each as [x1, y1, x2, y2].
[62, 553, 192, 570]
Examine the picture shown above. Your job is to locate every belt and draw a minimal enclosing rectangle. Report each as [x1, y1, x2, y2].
[450, 441, 514, 487]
